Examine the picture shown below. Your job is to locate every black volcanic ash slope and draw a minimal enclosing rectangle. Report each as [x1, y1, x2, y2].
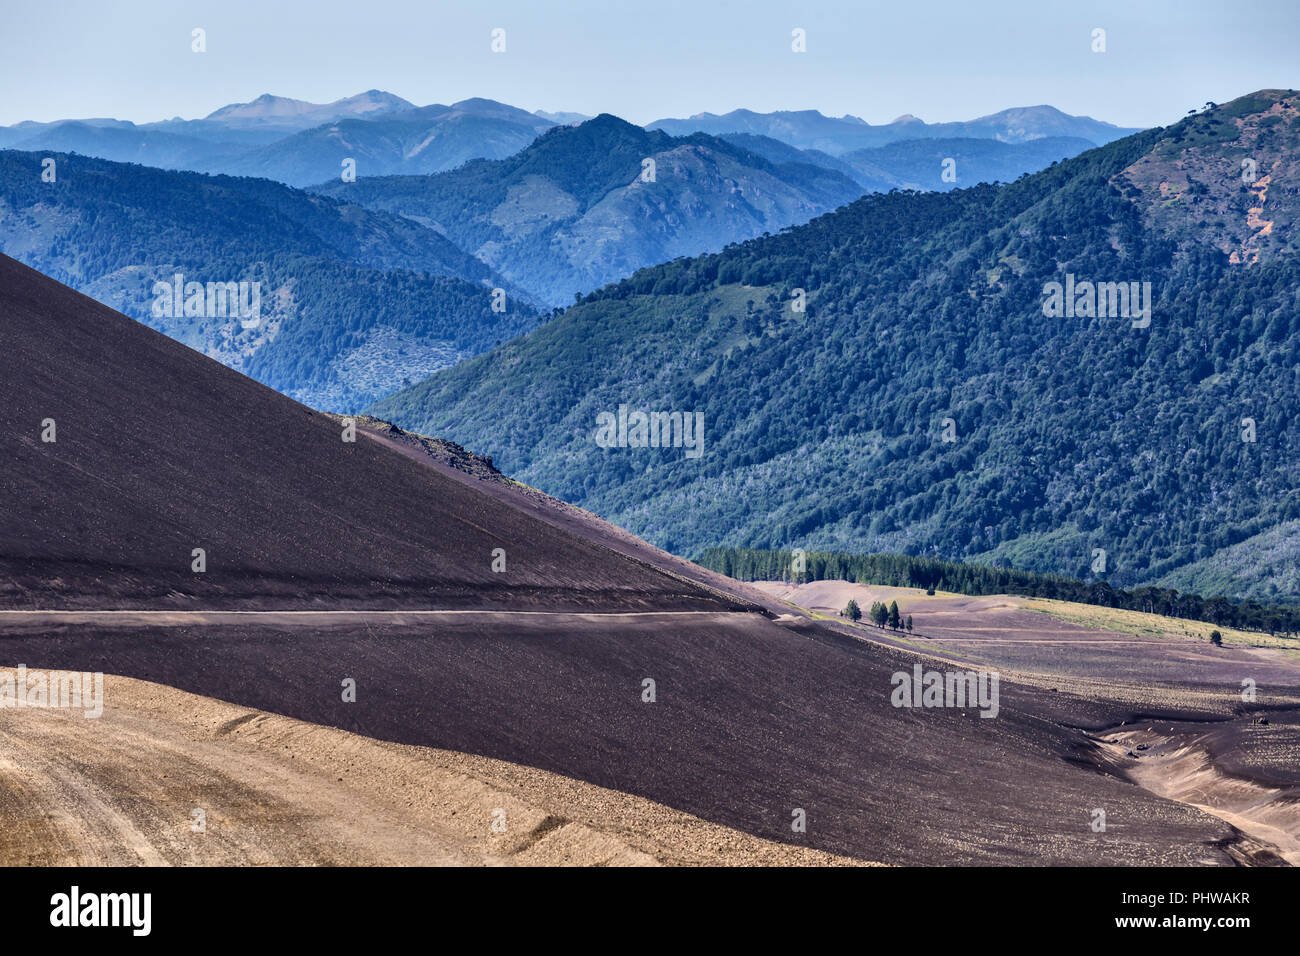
[0, 254, 1279, 866]
[4, 609, 1267, 866]
[0, 253, 730, 612]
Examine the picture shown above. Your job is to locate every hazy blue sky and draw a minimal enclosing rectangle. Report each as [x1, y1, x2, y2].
[2, 0, 1296, 128]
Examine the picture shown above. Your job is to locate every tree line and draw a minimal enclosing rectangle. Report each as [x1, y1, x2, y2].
[697, 546, 1300, 637]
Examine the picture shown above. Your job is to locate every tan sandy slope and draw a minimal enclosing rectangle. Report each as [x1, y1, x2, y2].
[0, 671, 868, 867]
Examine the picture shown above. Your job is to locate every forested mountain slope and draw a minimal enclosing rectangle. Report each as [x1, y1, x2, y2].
[0, 150, 534, 410]
[314, 115, 865, 306]
[370, 91, 1300, 598]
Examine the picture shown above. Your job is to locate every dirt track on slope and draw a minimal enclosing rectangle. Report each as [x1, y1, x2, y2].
[0, 671, 865, 867]
[0, 609, 742, 628]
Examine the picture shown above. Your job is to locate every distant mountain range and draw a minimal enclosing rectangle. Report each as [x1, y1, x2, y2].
[0, 94, 555, 188]
[369, 90, 1300, 602]
[0, 93, 1140, 190]
[211, 99, 556, 188]
[314, 114, 866, 306]
[648, 104, 1143, 154]
[0, 107, 1117, 406]
[203, 90, 417, 129]
[0, 150, 535, 410]
[0, 91, 1149, 405]
[720, 132, 1098, 191]
[533, 109, 591, 126]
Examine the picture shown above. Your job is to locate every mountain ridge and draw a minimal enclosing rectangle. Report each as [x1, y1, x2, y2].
[649, 103, 1143, 154]
[204, 90, 417, 128]
[1, 95, 1140, 189]
[313, 114, 867, 306]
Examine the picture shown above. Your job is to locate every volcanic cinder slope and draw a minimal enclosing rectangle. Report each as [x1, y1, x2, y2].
[0, 251, 729, 613]
[1, 253, 1295, 865]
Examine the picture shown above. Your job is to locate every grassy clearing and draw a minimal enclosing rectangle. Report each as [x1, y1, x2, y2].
[1020, 597, 1299, 651]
